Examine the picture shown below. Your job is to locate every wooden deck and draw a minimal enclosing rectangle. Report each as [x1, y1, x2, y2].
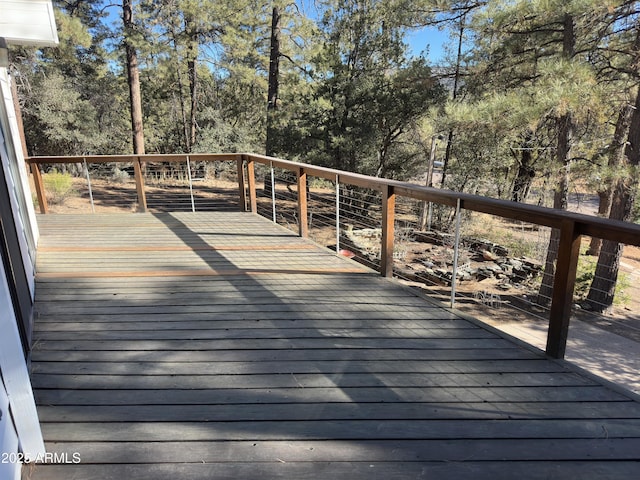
[27, 212, 640, 479]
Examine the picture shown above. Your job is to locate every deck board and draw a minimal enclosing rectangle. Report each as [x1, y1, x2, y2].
[28, 212, 640, 479]
[24, 461, 640, 480]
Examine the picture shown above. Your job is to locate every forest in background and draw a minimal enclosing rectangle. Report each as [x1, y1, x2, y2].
[8, 0, 640, 312]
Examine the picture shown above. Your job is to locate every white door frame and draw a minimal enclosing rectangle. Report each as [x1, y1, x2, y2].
[0, 67, 45, 461]
[0, 254, 45, 460]
[0, 69, 38, 299]
[0, 377, 21, 480]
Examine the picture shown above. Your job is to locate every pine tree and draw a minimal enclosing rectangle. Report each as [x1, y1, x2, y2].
[585, 5, 640, 311]
[123, 0, 146, 154]
[303, 0, 444, 176]
[15, 2, 130, 155]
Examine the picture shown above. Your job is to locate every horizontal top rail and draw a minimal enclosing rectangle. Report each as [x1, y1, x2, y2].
[246, 153, 640, 245]
[27, 153, 242, 164]
[25, 151, 640, 359]
[27, 152, 640, 247]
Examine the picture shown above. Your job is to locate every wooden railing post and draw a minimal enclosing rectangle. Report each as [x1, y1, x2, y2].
[133, 156, 147, 212]
[30, 163, 48, 214]
[546, 219, 581, 359]
[246, 155, 257, 213]
[381, 184, 395, 278]
[237, 156, 247, 211]
[297, 167, 308, 237]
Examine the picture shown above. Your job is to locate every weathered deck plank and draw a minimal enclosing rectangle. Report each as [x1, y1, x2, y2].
[32, 371, 598, 389]
[34, 384, 626, 404]
[28, 212, 640, 479]
[39, 438, 640, 462]
[31, 358, 567, 374]
[24, 461, 640, 480]
[38, 418, 640, 441]
[35, 401, 640, 422]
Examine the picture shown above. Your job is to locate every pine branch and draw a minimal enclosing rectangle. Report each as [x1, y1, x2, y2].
[279, 52, 314, 78]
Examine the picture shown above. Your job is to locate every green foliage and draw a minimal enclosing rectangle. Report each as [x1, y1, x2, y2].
[9, 0, 637, 316]
[28, 73, 99, 153]
[15, 5, 129, 156]
[9, 0, 639, 212]
[42, 170, 76, 205]
[575, 255, 596, 299]
[288, 0, 445, 177]
[313, 178, 337, 190]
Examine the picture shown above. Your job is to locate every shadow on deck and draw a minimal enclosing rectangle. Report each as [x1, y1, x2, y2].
[26, 212, 640, 479]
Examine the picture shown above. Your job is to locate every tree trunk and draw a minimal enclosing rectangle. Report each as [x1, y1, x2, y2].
[511, 129, 535, 202]
[440, 12, 465, 189]
[175, 59, 189, 152]
[585, 239, 624, 312]
[537, 13, 575, 305]
[586, 104, 633, 256]
[440, 129, 454, 188]
[538, 112, 573, 304]
[585, 190, 610, 256]
[584, 21, 640, 311]
[585, 172, 635, 311]
[266, 6, 281, 157]
[185, 11, 199, 153]
[585, 92, 640, 311]
[123, 0, 145, 154]
[188, 57, 198, 151]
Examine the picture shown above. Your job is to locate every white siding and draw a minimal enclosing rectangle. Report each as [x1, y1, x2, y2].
[0, 67, 45, 467]
[0, 0, 59, 47]
[0, 385, 21, 480]
[0, 68, 37, 298]
[0, 248, 45, 462]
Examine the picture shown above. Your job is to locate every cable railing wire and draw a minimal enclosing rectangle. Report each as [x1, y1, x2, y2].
[29, 153, 640, 364]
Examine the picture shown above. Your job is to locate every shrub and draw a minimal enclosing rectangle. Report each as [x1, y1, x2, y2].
[43, 170, 75, 205]
[111, 167, 130, 183]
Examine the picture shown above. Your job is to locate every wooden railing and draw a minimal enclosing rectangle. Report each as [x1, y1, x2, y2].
[27, 153, 640, 360]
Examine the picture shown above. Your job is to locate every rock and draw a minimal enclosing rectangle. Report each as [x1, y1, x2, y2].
[484, 263, 503, 273]
[465, 238, 509, 257]
[521, 258, 542, 271]
[498, 265, 512, 277]
[350, 227, 382, 239]
[509, 258, 524, 270]
[481, 249, 499, 261]
[413, 230, 454, 246]
[477, 269, 493, 280]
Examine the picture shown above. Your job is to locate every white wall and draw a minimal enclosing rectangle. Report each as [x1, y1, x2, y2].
[0, 0, 59, 47]
[0, 67, 38, 297]
[0, 68, 45, 474]
[0, 2, 55, 472]
[0, 256, 45, 463]
[0, 377, 21, 480]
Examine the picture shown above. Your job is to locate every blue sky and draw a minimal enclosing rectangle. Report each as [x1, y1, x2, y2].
[102, 1, 451, 66]
[295, 0, 451, 65]
[406, 26, 452, 64]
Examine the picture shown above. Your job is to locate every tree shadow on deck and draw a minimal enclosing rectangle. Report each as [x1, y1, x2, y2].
[28, 211, 640, 479]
